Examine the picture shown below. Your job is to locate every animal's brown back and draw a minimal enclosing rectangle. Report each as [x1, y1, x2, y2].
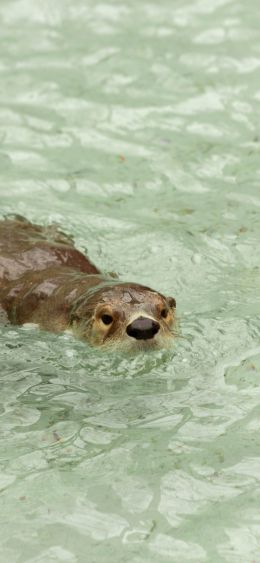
[0, 217, 100, 283]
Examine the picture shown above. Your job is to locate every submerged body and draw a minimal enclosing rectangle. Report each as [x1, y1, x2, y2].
[0, 217, 176, 351]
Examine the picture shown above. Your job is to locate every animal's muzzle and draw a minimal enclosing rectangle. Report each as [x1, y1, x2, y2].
[126, 316, 160, 340]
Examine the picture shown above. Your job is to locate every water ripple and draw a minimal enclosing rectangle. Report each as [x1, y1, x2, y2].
[0, 0, 260, 560]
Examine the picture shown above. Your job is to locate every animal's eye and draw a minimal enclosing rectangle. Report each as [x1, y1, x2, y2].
[101, 314, 113, 325]
[161, 308, 168, 319]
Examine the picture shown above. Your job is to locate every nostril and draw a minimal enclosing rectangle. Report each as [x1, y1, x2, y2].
[126, 317, 160, 340]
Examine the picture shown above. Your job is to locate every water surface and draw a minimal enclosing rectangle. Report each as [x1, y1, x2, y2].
[0, 0, 260, 561]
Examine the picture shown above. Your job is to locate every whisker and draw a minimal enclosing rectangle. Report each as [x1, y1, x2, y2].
[170, 329, 186, 340]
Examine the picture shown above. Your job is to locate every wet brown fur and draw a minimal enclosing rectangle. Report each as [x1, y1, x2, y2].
[0, 217, 176, 350]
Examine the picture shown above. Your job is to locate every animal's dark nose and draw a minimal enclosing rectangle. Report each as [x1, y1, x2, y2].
[126, 316, 160, 340]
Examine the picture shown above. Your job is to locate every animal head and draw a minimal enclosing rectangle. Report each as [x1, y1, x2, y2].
[70, 282, 176, 352]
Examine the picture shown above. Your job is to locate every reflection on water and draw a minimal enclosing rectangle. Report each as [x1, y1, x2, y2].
[0, 0, 260, 561]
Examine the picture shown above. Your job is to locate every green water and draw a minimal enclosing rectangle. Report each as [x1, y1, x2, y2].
[0, 0, 260, 561]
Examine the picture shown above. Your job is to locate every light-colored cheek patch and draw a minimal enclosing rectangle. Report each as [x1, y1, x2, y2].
[22, 323, 39, 330]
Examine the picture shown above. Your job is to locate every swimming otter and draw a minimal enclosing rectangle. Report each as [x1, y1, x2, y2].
[0, 217, 176, 351]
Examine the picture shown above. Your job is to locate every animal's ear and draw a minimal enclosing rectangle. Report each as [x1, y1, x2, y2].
[166, 296, 176, 309]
